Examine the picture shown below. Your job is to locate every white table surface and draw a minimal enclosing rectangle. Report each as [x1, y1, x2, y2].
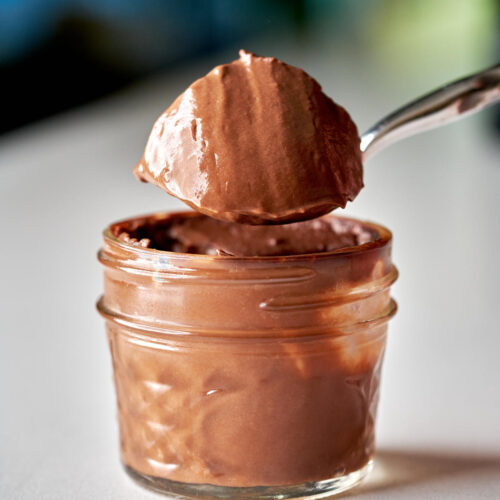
[1, 37, 499, 499]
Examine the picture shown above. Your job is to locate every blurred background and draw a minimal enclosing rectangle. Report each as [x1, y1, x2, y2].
[1, 0, 499, 134]
[1, 2, 500, 499]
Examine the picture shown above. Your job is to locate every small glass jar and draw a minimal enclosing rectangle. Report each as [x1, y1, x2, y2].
[97, 211, 397, 499]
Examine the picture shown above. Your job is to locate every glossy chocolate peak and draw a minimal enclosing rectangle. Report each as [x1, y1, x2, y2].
[135, 50, 363, 224]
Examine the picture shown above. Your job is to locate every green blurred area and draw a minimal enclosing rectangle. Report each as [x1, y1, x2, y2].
[306, 0, 498, 76]
[362, 0, 497, 75]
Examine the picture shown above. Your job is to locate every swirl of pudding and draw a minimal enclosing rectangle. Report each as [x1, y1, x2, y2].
[134, 50, 363, 224]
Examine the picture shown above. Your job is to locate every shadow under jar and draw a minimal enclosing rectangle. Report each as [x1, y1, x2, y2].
[97, 212, 398, 499]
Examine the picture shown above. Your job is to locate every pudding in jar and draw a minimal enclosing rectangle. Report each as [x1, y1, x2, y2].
[97, 212, 397, 498]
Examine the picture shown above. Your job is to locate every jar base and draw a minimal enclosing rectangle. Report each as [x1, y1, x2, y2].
[123, 461, 373, 499]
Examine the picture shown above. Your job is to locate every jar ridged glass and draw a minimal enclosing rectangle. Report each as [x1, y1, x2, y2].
[97, 211, 397, 499]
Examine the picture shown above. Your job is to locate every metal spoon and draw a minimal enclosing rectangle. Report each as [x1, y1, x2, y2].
[361, 63, 500, 161]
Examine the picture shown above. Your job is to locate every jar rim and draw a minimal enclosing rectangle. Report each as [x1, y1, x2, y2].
[102, 211, 393, 263]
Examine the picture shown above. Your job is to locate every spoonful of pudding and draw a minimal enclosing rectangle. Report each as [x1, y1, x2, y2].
[135, 51, 500, 225]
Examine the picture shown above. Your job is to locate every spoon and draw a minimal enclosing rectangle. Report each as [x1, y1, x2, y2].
[137, 56, 499, 225]
[361, 63, 500, 161]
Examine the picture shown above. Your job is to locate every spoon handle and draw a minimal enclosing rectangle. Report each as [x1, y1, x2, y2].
[360, 63, 500, 161]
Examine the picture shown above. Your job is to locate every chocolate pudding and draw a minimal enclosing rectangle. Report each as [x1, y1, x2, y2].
[134, 51, 363, 224]
[97, 212, 398, 494]
[115, 212, 378, 256]
[99, 49, 398, 498]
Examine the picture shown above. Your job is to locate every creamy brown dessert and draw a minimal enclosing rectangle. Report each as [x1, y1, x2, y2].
[134, 50, 363, 224]
[98, 50, 398, 498]
[116, 212, 377, 256]
[98, 212, 397, 490]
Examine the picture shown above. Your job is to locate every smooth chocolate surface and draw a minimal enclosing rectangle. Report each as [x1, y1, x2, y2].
[134, 50, 363, 224]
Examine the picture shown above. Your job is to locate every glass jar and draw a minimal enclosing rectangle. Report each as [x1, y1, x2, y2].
[97, 211, 397, 499]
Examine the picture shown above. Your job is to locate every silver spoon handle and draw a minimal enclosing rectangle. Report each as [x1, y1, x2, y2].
[360, 63, 500, 161]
